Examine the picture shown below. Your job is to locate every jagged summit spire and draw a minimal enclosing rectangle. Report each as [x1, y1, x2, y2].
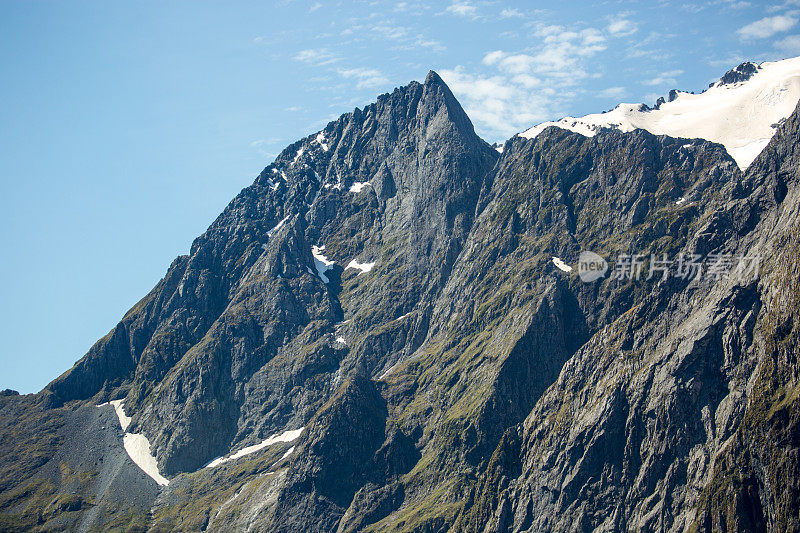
[424, 70, 445, 86]
[417, 69, 480, 141]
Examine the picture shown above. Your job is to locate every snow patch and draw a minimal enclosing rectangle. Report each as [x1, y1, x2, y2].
[109, 399, 131, 431]
[520, 56, 800, 170]
[281, 446, 295, 460]
[349, 181, 370, 193]
[123, 433, 169, 486]
[676, 197, 687, 205]
[378, 362, 400, 380]
[205, 427, 305, 468]
[293, 147, 304, 165]
[315, 131, 329, 152]
[345, 259, 375, 274]
[99, 400, 168, 486]
[335, 336, 346, 345]
[552, 257, 572, 272]
[267, 215, 290, 238]
[312, 245, 335, 283]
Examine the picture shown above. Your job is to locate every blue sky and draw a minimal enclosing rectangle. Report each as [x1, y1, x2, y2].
[1, 0, 799, 393]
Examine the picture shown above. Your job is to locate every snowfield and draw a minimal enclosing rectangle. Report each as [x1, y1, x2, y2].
[205, 427, 305, 468]
[520, 56, 800, 170]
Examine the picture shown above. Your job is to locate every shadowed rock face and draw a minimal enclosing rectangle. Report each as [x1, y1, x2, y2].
[2, 71, 800, 532]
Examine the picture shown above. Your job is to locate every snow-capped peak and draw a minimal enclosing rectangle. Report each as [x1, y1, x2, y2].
[519, 56, 800, 170]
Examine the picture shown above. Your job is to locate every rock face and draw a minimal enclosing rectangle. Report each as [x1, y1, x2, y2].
[2, 68, 800, 532]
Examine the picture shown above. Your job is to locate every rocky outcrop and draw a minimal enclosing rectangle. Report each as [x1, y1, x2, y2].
[719, 61, 760, 86]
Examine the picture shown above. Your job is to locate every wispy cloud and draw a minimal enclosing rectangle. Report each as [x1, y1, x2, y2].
[707, 54, 746, 67]
[250, 138, 281, 158]
[713, 0, 752, 9]
[445, 1, 479, 18]
[309, 2, 322, 12]
[642, 69, 684, 86]
[500, 8, 524, 18]
[767, 0, 799, 13]
[392, 1, 431, 15]
[340, 18, 444, 52]
[370, 23, 409, 41]
[737, 15, 797, 39]
[599, 86, 627, 99]
[775, 33, 800, 52]
[607, 16, 638, 36]
[337, 67, 389, 89]
[394, 35, 446, 52]
[293, 48, 341, 65]
[626, 31, 674, 61]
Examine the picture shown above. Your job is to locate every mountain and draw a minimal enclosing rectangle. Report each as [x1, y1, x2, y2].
[1, 58, 800, 532]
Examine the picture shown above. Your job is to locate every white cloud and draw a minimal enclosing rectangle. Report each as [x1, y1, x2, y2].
[446, 1, 478, 18]
[293, 48, 341, 65]
[337, 67, 389, 89]
[309, 2, 322, 12]
[607, 17, 638, 36]
[643, 69, 684, 86]
[737, 15, 797, 39]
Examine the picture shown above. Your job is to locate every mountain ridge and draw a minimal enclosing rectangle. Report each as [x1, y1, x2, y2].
[519, 56, 800, 170]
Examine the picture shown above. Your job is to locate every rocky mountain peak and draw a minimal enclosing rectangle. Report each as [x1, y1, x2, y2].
[4, 59, 800, 533]
[718, 60, 760, 85]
